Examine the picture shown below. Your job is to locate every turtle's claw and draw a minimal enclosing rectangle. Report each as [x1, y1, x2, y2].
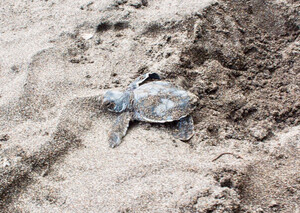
[109, 133, 121, 148]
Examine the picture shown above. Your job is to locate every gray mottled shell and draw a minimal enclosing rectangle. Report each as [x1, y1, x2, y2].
[132, 81, 197, 123]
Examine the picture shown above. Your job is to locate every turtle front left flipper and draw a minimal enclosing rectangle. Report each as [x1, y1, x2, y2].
[108, 111, 132, 148]
[173, 115, 194, 141]
[129, 72, 160, 90]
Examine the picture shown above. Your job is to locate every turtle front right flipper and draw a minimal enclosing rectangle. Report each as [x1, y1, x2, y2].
[173, 115, 194, 141]
[129, 72, 161, 90]
[108, 111, 132, 148]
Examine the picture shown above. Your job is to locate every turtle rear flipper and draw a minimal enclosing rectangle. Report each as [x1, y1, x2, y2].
[173, 115, 194, 141]
[129, 72, 160, 90]
[108, 111, 132, 148]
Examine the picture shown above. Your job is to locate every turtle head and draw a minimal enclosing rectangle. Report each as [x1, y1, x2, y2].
[102, 90, 130, 112]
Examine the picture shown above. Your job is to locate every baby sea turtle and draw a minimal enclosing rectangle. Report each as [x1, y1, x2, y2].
[103, 73, 198, 148]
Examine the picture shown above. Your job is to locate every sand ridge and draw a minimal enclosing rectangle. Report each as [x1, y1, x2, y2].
[0, 0, 299, 212]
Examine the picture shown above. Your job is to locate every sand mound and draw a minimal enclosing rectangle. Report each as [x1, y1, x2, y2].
[0, 0, 299, 212]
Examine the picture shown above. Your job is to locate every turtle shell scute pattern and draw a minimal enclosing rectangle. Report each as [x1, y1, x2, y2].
[132, 81, 197, 123]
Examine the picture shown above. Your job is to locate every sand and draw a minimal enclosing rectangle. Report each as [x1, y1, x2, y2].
[0, 0, 299, 212]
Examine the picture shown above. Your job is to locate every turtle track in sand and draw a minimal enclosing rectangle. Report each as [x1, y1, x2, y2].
[0, 0, 299, 212]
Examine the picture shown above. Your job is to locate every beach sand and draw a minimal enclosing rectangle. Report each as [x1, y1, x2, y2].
[0, 0, 299, 212]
